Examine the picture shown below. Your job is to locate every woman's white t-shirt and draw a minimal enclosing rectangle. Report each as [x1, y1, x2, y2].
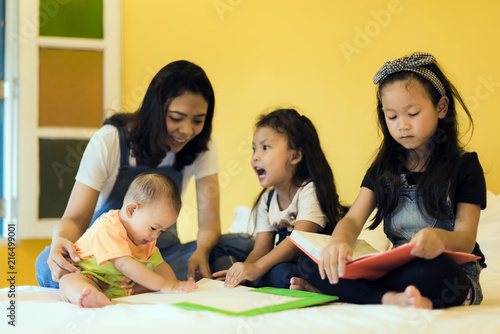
[255, 182, 327, 234]
[76, 125, 219, 213]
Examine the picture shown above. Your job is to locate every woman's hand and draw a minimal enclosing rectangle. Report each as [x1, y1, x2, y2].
[410, 228, 446, 259]
[47, 237, 81, 282]
[191, 174, 222, 280]
[187, 249, 212, 280]
[223, 262, 262, 288]
[48, 181, 100, 282]
[318, 240, 353, 285]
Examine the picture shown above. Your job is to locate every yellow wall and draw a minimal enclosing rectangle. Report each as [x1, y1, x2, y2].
[0, 240, 51, 288]
[122, 0, 500, 242]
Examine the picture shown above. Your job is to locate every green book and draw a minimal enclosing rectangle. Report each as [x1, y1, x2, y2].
[114, 278, 338, 316]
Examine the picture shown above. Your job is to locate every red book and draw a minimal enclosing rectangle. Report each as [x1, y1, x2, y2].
[288, 230, 480, 280]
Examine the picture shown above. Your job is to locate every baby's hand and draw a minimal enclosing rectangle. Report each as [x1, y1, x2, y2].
[171, 279, 199, 294]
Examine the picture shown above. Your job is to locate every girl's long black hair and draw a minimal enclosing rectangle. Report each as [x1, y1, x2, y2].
[252, 108, 347, 235]
[367, 56, 473, 229]
[104, 60, 215, 170]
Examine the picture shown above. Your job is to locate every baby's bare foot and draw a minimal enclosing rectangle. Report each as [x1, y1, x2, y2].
[77, 287, 112, 308]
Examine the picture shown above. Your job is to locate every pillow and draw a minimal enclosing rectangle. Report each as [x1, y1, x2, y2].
[228, 206, 255, 236]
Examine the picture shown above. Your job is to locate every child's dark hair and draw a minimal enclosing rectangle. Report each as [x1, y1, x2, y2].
[252, 108, 347, 235]
[105, 60, 215, 170]
[125, 173, 182, 213]
[367, 53, 473, 229]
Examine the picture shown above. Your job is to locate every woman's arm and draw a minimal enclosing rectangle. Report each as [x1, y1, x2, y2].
[187, 173, 221, 279]
[48, 182, 100, 282]
[410, 202, 481, 258]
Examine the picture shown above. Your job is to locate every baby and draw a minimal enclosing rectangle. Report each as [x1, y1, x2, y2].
[60, 173, 198, 307]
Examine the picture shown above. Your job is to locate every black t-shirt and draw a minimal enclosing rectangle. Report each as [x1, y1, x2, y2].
[361, 152, 487, 209]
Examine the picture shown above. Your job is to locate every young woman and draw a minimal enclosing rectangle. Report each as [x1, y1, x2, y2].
[36, 60, 253, 288]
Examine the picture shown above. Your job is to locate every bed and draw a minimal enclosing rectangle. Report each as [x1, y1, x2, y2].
[2, 191, 500, 334]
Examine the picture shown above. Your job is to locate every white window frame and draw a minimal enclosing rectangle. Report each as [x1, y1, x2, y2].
[17, 0, 121, 238]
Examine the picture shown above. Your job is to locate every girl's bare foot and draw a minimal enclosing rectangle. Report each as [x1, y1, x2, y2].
[77, 287, 112, 308]
[289, 277, 323, 294]
[382, 285, 432, 309]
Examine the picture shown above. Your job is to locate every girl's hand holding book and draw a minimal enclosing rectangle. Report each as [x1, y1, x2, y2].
[319, 240, 353, 284]
[409, 228, 446, 260]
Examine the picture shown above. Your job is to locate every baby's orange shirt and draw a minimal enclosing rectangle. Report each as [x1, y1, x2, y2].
[75, 210, 158, 265]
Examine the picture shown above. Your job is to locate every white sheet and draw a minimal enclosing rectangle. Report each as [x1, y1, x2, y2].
[2, 191, 500, 334]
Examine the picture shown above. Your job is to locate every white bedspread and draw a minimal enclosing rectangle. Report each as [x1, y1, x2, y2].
[2, 191, 500, 334]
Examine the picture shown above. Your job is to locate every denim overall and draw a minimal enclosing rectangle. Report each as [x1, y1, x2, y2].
[89, 127, 182, 249]
[384, 174, 485, 304]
